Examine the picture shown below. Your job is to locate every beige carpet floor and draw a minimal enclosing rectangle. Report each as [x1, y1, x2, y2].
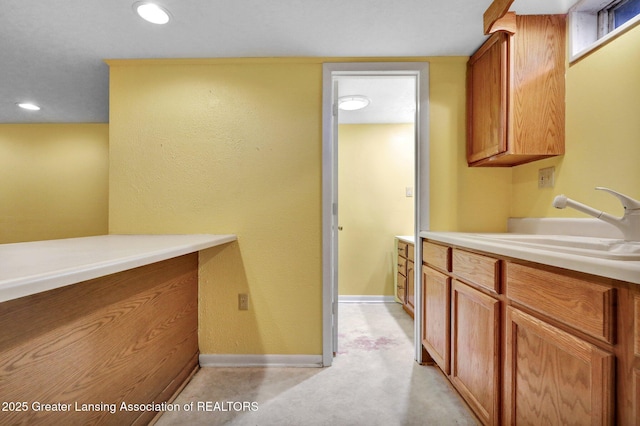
[156, 302, 479, 425]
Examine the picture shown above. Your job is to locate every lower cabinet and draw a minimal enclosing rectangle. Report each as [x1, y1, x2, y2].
[397, 239, 415, 318]
[451, 280, 500, 426]
[633, 293, 640, 424]
[504, 307, 614, 424]
[421, 238, 636, 425]
[422, 265, 451, 374]
[406, 258, 415, 316]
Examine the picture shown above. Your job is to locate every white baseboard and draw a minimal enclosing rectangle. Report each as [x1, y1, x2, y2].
[338, 295, 397, 304]
[199, 354, 323, 368]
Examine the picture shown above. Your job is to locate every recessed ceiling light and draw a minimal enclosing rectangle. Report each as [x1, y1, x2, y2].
[134, 2, 171, 25]
[17, 102, 41, 111]
[338, 95, 370, 111]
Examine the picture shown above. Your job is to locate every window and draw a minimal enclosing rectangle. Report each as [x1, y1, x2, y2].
[569, 0, 640, 62]
[598, 0, 640, 36]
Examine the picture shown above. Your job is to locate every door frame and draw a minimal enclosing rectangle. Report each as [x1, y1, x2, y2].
[321, 62, 430, 366]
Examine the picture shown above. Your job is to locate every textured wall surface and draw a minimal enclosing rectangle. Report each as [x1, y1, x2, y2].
[108, 57, 512, 355]
[512, 24, 640, 218]
[0, 123, 109, 243]
[427, 58, 512, 232]
[108, 60, 323, 355]
[338, 123, 415, 296]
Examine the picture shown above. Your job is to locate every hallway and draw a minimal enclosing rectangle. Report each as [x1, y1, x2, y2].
[156, 302, 478, 425]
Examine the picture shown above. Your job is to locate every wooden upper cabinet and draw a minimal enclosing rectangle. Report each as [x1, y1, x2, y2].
[467, 32, 509, 164]
[467, 14, 566, 167]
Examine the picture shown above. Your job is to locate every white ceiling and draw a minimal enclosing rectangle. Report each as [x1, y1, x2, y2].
[338, 77, 417, 124]
[0, 0, 574, 124]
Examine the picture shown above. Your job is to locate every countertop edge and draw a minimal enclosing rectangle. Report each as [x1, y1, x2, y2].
[396, 235, 415, 244]
[0, 234, 237, 303]
[420, 231, 640, 285]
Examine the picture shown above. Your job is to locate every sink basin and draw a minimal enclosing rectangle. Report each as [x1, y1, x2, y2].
[469, 234, 640, 261]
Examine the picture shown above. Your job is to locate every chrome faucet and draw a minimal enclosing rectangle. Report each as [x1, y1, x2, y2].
[553, 187, 640, 241]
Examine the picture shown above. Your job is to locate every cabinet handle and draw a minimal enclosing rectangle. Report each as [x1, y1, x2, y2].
[338, 226, 343, 231]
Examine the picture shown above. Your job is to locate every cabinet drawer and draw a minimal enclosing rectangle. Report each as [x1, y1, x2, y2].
[398, 255, 407, 276]
[506, 262, 615, 344]
[398, 241, 409, 258]
[452, 249, 499, 294]
[422, 241, 451, 272]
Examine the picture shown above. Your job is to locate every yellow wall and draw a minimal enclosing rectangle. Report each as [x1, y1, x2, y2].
[108, 57, 512, 356]
[109, 60, 323, 355]
[512, 24, 640, 217]
[0, 124, 109, 243]
[428, 59, 512, 232]
[3, 23, 634, 356]
[338, 123, 415, 296]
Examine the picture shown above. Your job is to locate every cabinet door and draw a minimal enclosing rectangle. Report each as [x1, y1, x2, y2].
[633, 293, 640, 424]
[505, 307, 614, 425]
[406, 260, 415, 317]
[451, 280, 500, 425]
[422, 265, 451, 374]
[397, 272, 406, 304]
[467, 31, 509, 165]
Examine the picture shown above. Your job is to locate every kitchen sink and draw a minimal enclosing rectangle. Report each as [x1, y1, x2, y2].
[469, 233, 640, 261]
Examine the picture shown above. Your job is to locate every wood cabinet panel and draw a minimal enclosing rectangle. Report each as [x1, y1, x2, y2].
[506, 262, 615, 344]
[505, 307, 614, 425]
[635, 369, 640, 424]
[467, 14, 565, 166]
[634, 294, 640, 424]
[407, 242, 415, 262]
[422, 240, 450, 272]
[452, 248, 500, 294]
[397, 240, 415, 317]
[397, 254, 407, 276]
[451, 280, 501, 425]
[422, 237, 639, 424]
[406, 260, 415, 318]
[510, 15, 566, 157]
[635, 294, 640, 357]
[467, 31, 508, 164]
[397, 272, 406, 303]
[398, 241, 409, 258]
[0, 254, 199, 425]
[422, 266, 451, 374]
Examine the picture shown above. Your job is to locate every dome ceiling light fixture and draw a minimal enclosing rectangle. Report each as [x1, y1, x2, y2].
[338, 95, 370, 111]
[134, 2, 171, 25]
[17, 102, 41, 111]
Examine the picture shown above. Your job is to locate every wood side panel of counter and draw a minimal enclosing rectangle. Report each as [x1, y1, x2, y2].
[0, 253, 199, 425]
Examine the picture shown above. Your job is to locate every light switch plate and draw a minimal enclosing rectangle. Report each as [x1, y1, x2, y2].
[406, 187, 413, 197]
[538, 167, 555, 188]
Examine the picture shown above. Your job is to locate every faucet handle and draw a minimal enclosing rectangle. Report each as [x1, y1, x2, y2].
[595, 187, 640, 211]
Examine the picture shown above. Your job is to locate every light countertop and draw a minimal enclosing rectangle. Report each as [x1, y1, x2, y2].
[0, 234, 237, 303]
[420, 231, 640, 285]
[396, 235, 415, 244]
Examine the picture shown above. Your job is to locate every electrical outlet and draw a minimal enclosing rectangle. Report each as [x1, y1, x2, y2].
[538, 167, 555, 189]
[238, 293, 249, 311]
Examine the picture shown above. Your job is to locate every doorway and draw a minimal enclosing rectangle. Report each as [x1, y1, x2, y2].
[322, 62, 430, 367]
[336, 76, 416, 301]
